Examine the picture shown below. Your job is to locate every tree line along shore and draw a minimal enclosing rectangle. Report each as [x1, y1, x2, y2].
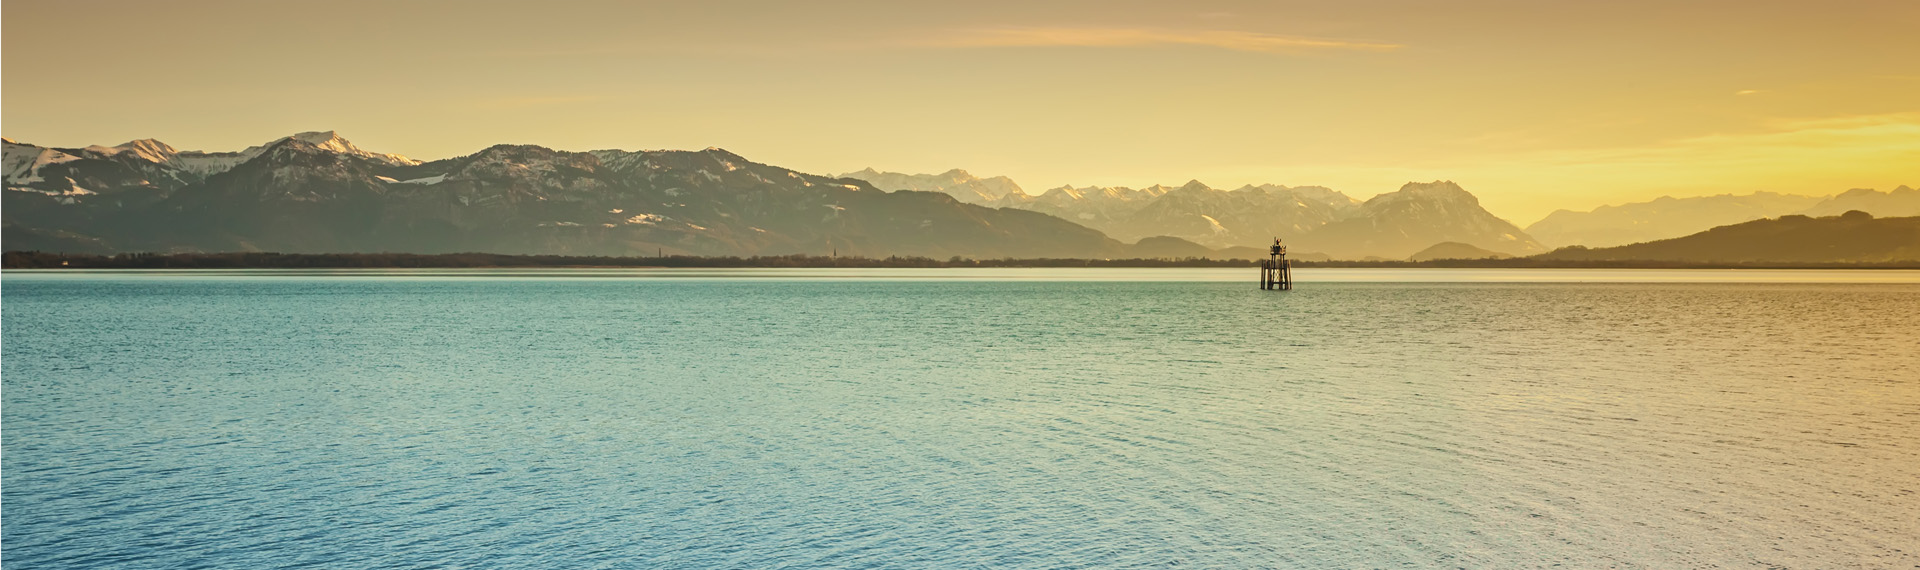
[6, 251, 1917, 270]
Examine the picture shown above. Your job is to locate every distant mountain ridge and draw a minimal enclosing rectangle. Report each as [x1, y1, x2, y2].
[1298, 181, 1544, 259]
[844, 168, 1369, 247]
[1408, 242, 1511, 261]
[3, 133, 1127, 258]
[849, 168, 1542, 259]
[837, 168, 1026, 204]
[1800, 186, 1919, 217]
[1, 132, 418, 199]
[991, 180, 1363, 249]
[13, 133, 1900, 262]
[1526, 187, 1918, 248]
[1526, 192, 1825, 248]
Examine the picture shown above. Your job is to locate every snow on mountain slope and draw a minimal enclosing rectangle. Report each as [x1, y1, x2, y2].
[1301, 181, 1545, 259]
[82, 139, 180, 164]
[239, 131, 420, 168]
[2, 131, 422, 197]
[838, 167, 1027, 204]
[4, 140, 84, 185]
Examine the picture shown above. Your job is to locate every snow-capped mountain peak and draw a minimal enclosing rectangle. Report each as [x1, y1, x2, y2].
[241, 131, 420, 167]
[83, 138, 181, 164]
[291, 131, 345, 146]
[3, 140, 84, 185]
[1375, 180, 1477, 204]
[3, 131, 423, 197]
[838, 167, 1026, 204]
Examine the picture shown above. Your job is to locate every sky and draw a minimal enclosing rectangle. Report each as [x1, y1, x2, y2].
[4, 0, 1917, 224]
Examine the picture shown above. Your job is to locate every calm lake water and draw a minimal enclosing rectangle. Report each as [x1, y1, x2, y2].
[5, 269, 1918, 568]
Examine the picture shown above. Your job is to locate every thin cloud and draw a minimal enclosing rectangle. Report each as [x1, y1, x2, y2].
[468, 95, 611, 110]
[928, 27, 1402, 54]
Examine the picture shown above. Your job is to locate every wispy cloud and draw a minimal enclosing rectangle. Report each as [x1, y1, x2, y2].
[470, 27, 1399, 60]
[926, 27, 1402, 54]
[467, 95, 610, 110]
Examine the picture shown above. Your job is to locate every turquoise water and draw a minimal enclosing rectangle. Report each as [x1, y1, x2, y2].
[5, 270, 1918, 568]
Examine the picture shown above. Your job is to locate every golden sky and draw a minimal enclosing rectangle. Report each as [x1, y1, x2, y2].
[5, 0, 1916, 223]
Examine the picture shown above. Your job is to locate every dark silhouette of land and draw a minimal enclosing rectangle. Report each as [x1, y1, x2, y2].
[1536, 211, 1919, 263]
[8, 251, 1916, 270]
[8, 211, 1916, 270]
[0, 251, 1255, 269]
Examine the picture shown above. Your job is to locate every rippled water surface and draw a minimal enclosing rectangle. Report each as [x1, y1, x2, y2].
[5, 270, 1918, 568]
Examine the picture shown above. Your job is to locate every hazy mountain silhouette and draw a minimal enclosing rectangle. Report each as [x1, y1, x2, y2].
[1798, 186, 1920, 217]
[1126, 236, 1219, 258]
[869, 169, 1546, 259]
[1103, 181, 1359, 249]
[1297, 181, 1544, 259]
[1526, 192, 1825, 248]
[1537, 211, 1920, 263]
[1407, 242, 1511, 261]
[837, 168, 1026, 205]
[851, 170, 1365, 250]
[1015, 180, 1357, 248]
[986, 182, 1176, 234]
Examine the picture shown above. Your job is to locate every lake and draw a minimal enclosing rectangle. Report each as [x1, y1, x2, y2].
[5, 269, 1917, 568]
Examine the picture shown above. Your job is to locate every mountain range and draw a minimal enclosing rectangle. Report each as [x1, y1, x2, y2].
[1003, 181, 1367, 250]
[851, 167, 1919, 258]
[835, 168, 1026, 205]
[7, 133, 1912, 262]
[843, 169, 1540, 259]
[1800, 186, 1920, 217]
[844, 169, 1363, 249]
[1525, 192, 1823, 248]
[1295, 181, 1544, 259]
[3, 133, 1125, 258]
